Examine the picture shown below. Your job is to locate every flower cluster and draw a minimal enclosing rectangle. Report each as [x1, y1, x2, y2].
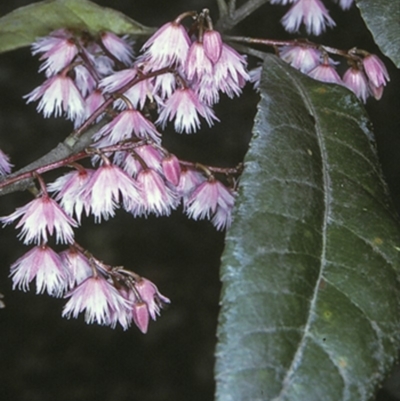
[277, 46, 390, 102]
[0, 7, 391, 332]
[271, 0, 354, 36]
[1, 11, 244, 331]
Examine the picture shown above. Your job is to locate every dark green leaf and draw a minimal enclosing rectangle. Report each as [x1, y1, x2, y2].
[356, 0, 400, 67]
[215, 54, 400, 401]
[0, 0, 154, 54]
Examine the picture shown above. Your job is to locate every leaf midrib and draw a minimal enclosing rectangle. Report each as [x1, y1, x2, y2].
[271, 57, 335, 400]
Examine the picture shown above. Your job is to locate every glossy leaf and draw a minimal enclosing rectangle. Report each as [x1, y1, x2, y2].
[0, 0, 154, 54]
[355, 0, 400, 67]
[215, 54, 400, 401]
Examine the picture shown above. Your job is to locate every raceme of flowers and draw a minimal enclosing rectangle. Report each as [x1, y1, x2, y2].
[1, 11, 244, 332]
[0, 7, 390, 332]
[250, 46, 389, 104]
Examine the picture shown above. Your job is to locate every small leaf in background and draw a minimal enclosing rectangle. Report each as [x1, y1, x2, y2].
[0, 0, 155, 54]
[355, 0, 400, 67]
[215, 54, 400, 401]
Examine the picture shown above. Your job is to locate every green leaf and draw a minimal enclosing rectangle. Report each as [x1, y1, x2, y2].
[215, 54, 400, 401]
[0, 0, 154, 54]
[355, 0, 400, 67]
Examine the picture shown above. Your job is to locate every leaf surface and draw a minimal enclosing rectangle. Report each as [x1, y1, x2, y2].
[215, 54, 400, 401]
[0, 0, 154, 54]
[356, 0, 400, 67]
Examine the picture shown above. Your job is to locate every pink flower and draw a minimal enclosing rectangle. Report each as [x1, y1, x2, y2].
[280, 45, 321, 73]
[32, 32, 78, 76]
[73, 64, 97, 97]
[62, 275, 130, 329]
[121, 79, 154, 110]
[281, 0, 336, 36]
[203, 30, 223, 64]
[81, 164, 141, 222]
[152, 72, 176, 100]
[100, 32, 133, 65]
[308, 62, 342, 84]
[176, 168, 206, 202]
[141, 22, 191, 69]
[96, 109, 161, 145]
[362, 54, 390, 89]
[79, 89, 106, 128]
[185, 41, 213, 81]
[135, 278, 170, 321]
[185, 177, 235, 230]
[47, 168, 93, 223]
[156, 88, 218, 134]
[133, 169, 178, 216]
[25, 75, 86, 122]
[116, 145, 163, 177]
[122, 278, 170, 333]
[197, 44, 249, 104]
[343, 67, 369, 103]
[0, 148, 13, 175]
[100, 68, 137, 93]
[10, 245, 69, 297]
[60, 247, 93, 288]
[1, 195, 77, 244]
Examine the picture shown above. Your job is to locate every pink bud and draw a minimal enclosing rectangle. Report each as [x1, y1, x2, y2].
[162, 154, 181, 186]
[203, 30, 223, 64]
[363, 54, 389, 88]
[132, 302, 149, 333]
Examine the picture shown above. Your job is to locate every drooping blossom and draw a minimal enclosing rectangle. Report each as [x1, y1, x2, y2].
[156, 87, 218, 133]
[280, 45, 321, 73]
[343, 67, 369, 103]
[195, 43, 249, 105]
[176, 167, 207, 203]
[116, 144, 163, 177]
[81, 163, 141, 222]
[185, 41, 213, 81]
[60, 247, 93, 288]
[100, 67, 135, 91]
[362, 54, 390, 97]
[10, 245, 69, 297]
[73, 64, 97, 97]
[95, 108, 161, 145]
[185, 177, 235, 230]
[1, 194, 77, 245]
[308, 61, 342, 84]
[32, 30, 78, 76]
[133, 169, 179, 216]
[122, 278, 170, 333]
[135, 278, 171, 321]
[141, 22, 191, 69]
[100, 32, 133, 65]
[47, 168, 94, 223]
[25, 74, 86, 123]
[63, 274, 131, 329]
[281, 0, 336, 36]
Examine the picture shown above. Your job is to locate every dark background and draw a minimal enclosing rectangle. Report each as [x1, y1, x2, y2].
[0, 1, 399, 400]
